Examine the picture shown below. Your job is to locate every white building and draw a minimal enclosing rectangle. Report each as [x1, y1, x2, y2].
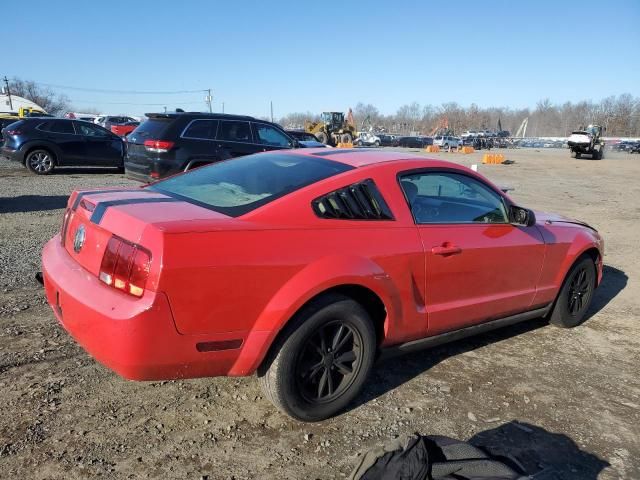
[0, 94, 46, 114]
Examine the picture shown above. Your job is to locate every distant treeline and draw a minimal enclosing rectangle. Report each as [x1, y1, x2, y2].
[281, 94, 640, 137]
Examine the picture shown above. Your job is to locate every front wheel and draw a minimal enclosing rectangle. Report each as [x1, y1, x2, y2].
[549, 256, 597, 328]
[258, 294, 376, 421]
[25, 149, 55, 175]
[374, 140, 380, 147]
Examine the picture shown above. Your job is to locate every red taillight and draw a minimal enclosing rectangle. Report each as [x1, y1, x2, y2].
[5, 129, 22, 135]
[144, 139, 174, 153]
[99, 236, 151, 297]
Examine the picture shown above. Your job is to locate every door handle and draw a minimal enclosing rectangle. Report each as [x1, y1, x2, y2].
[431, 244, 462, 256]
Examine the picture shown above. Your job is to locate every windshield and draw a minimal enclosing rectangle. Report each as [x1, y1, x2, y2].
[148, 153, 353, 216]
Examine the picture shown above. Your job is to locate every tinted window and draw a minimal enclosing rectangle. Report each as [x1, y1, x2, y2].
[76, 122, 110, 137]
[217, 120, 252, 142]
[182, 119, 219, 140]
[38, 121, 75, 134]
[254, 123, 291, 147]
[149, 153, 353, 217]
[49, 121, 75, 134]
[400, 171, 508, 224]
[130, 118, 171, 139]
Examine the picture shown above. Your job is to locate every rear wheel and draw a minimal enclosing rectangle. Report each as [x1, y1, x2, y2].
[25, 149, 55, 175]
[549, 256, 596, 328]
[374, 140, 380, 147]
[258, 294, 376, 422]
[341, 133, 352, 144]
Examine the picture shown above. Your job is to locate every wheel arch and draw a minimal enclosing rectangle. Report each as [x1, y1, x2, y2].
[228, 256, 399, 376]
[21, 141, 61, 166]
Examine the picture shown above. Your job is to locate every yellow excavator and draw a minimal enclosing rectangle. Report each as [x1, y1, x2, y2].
[304, 110, 356, 146]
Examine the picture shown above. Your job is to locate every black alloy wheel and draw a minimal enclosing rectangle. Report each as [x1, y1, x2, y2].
[295, 321, 363, 404]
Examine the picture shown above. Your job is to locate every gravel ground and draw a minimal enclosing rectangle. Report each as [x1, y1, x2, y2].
[0, 149, 639, 479]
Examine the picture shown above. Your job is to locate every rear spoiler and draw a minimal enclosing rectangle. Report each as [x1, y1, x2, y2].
[145, 113, 180, 119]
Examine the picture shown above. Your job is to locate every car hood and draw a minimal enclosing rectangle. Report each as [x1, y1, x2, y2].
[534, 210, 597, 231]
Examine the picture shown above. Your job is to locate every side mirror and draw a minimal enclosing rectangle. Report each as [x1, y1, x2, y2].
[510, 206, 536, 227]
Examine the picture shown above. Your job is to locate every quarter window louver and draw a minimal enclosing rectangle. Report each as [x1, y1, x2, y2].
[312, 179, 394, 220]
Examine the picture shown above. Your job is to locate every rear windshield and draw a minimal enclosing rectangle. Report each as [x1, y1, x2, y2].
[148, 153, 353, 217]
[131, 118, 171, 139]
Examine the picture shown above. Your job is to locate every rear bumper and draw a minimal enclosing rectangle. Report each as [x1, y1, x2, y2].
[124, 156, 181, 183]
[42, 235, 242, 380]
[0, 145, 22, 162]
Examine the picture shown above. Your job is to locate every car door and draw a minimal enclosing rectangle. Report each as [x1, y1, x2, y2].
[74, 121, 123, 166]
[398, 169, 545, 335]
[252, 122, 294, 152]
[179, 119, 221, 166]
[215, 120, 257, 158]
[37, 120, 86, 164]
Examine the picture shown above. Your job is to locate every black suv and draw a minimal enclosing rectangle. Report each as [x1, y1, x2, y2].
[125, 112, 297, 182]
[1, 118, 124, 174]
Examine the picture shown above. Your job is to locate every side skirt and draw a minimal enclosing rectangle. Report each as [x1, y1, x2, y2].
[378, 304, 552, 362]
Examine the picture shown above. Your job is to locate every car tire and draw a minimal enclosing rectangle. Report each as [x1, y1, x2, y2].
[316, 131, 329, 145]
[258, 293, 376, 422]
[575, 152, 581, 159]
[374, 140, 380, 147]
[548, 256, 597, 329]
[25, 149, 55, 175]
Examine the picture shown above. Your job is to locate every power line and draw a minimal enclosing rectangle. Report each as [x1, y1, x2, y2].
[71, 99, 206, 106]
[33, 81, 207, 95]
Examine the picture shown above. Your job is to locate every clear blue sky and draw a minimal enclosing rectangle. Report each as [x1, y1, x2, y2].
[4, 0, 639, 117]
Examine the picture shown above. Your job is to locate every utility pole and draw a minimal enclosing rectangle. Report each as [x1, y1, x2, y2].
[222, 102, 225, 114]
[270, 101, 273, 123]
[3, 76, 13, 110]
[205, 89, 212, 113]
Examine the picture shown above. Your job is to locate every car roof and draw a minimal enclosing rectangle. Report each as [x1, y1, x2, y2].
[145, 112, 257, 121]
[291, 148, 462, 169]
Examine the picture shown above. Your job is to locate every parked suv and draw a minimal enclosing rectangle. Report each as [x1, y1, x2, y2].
[1, 118, 124, 174]
[125, 112, 297, 182]
[433, 135, 460, 149]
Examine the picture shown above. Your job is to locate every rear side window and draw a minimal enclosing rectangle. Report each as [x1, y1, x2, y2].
[131, 118, 172, 139]
[217, 121, 252, 142]
[39, 121, 75, 134]
[182, 120, 219, 140]
[149, 153, 353, 217]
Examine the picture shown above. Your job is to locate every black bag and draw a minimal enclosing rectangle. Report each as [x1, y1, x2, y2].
[349, 434, 530, 480]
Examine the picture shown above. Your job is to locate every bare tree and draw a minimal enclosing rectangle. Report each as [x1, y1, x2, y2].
[8, 78, 71, 115]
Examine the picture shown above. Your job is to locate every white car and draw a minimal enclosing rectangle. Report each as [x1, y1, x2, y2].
[356, 131, 381, 147]
[433, 135, 460, 148]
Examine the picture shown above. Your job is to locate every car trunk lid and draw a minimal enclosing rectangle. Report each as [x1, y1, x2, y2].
[60, 188, 233, 291]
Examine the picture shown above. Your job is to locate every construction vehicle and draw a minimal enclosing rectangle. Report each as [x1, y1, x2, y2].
[429, 117, 450, 137]
[567, 124, 605, 160]
[304, 111, 356, 146]
[0, 106, 50, 122]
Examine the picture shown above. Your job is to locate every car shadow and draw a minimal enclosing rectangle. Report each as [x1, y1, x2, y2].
[351, 318, 549, 413]
[470, 421, 610, 479]
[52, 167, 123, 175]
[585, 265, 628, 320]
[349, 265, 626, 414]
[0, 195, 69, 213]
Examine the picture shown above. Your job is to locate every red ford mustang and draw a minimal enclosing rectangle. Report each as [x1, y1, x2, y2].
[42, 149, 604, 421]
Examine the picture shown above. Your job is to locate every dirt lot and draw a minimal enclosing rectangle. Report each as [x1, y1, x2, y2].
[1, 148, 639, 479]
